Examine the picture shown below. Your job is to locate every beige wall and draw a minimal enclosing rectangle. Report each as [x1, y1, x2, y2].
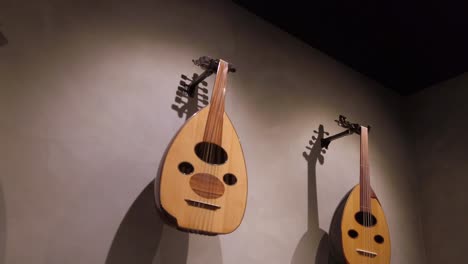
[407, 73, 468, 264]
[0, 0, 427, 263]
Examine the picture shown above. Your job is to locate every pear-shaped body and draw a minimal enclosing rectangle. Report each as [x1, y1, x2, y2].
[155, 106, 247, 235]
[330, 185, 391, 263]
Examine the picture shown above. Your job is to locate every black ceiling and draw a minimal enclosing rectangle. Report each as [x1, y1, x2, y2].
[234, 0, 468, 95]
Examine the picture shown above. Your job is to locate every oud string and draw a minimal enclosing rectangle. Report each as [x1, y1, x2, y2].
[206, 105, 215, 233]
[217, 62, 228, 232]
[210, 78, 221, 232]
[362, 126, 368, 264]
[366, 128, 372, 264]
[362, 127, 366, 263]
[208, 61, 226, 233]
[198, 71, 218, 233]
[204, 99, 217, 233]
[363, 127, 367, 263]
[365, 127, 370, 264]
[213, 62, 227, 232]
[207, 76, 220, 233]
[207, 67, 219, 233]
[200, 84, 214, 234]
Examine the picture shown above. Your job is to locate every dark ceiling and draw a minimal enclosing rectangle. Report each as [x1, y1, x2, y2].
[234, 0, 468, 95]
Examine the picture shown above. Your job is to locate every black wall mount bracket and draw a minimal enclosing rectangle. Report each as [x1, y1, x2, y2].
[183, 56, 236, 97]
[321, 115, 371, 149]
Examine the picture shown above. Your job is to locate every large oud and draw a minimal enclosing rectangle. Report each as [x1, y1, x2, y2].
[155, 58, 247, 235]
[329, 118, 391, 263]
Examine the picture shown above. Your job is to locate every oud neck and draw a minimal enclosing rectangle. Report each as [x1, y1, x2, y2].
[203, 60, 229, 145]
[360, 126, 371, 213]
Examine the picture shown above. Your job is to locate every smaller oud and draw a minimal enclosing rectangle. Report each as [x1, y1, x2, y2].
[155, 57, 247, 235]
[329, 117, 391, 264]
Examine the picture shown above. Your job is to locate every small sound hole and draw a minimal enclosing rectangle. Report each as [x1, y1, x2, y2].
[178, 162, 194, 175]
[355, 211, 377, 227]
[223, 173, 237, 186]
[374, 235, 384, 244]
[194, 142, 228, 165]
[348, 229, 359, 239]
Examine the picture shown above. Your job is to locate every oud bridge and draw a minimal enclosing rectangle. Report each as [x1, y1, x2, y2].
[185, 199, 221, 210]
[356, 248, 378, 258]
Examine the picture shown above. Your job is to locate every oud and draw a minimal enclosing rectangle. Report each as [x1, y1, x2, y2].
[329, 117, 391, 263]
[155, 57, 247, 235]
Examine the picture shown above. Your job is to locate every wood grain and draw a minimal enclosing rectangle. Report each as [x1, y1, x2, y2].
[157, 106, 247, 234]
[189, 173, 225, 199]
[360, 126, 372, 213]
[203, 61, 228, 145]
[341, 185, 391, 264]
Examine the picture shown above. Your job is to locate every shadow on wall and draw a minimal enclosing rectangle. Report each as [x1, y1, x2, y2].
[0, 31, 7, 46]
[106, 73, 223, 263]
[291, 125, 338, 264]
[0, 182, 6, 264]
[105, 181, 224, 264]
[105, 182, 189, 264]
[171, 73, 209, 120]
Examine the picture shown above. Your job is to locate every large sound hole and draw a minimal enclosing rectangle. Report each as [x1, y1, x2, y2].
[355, 211, 377, 227]
[194, 142, 228, 165]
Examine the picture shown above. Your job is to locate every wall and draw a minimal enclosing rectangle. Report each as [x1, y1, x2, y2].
[0, 0, 427, 263]
[407, 73, 468, 264]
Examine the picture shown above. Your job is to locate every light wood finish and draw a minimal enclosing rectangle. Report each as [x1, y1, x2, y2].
[157, 60, 247, 234]
[158, 107, 247, 234]
[331, 127, 391, 263]
[360, 126, 372, 213]
[204, 60, 228, 145]
[189, 173, 225, 199]
[341, 185, 391, 263]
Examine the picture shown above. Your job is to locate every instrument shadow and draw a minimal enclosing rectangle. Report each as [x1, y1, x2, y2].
[291, 125, 336, 264]
[105, 181, 189, 264]
[0, 31, 7, 46]
[171, 73, 209, 120]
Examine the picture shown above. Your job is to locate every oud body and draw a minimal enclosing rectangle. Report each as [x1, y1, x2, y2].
[330, 127, 391, 264]
[155, 60, 247, 235]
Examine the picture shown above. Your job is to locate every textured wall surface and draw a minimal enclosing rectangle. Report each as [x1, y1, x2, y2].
[407, 73, 468, 264]
[0, 0, 427, 263]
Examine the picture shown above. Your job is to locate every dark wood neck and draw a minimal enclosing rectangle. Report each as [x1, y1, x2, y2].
[203, 60, 229, 145]
[360, 126, 371, 213]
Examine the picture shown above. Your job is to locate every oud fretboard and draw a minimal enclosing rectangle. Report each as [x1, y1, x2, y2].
[203, 60, 229, 145]
[360, 126, 371, 213]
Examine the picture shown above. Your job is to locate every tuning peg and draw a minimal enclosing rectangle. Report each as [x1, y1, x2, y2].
[174, 97, 184, 103]
[176, 90, 187, 97]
